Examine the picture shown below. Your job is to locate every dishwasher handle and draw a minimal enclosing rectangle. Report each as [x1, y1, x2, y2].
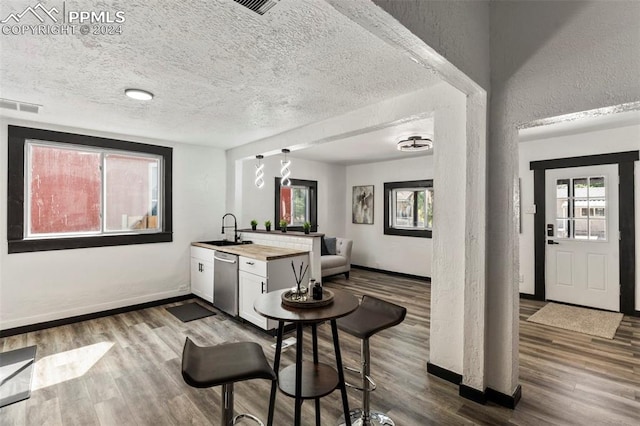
[214, 255, 237, 264]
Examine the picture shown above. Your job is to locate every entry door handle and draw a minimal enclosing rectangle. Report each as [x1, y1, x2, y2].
[547, 240, 560, 245]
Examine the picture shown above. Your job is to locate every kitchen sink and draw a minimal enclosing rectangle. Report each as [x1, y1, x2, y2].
[198, 240, 252, 246]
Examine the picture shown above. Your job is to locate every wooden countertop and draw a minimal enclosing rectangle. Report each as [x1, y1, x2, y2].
[191, 242, 308, 261]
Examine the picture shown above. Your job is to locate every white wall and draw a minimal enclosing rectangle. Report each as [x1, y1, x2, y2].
[519, 123, 640, 311]
[239, 155, 346, 237]
[372, 0, 490, 90]
[0, 119, 227, 330]
[345, 155, 433, 277]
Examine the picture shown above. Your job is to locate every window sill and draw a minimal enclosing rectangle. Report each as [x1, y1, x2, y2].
[8, 232, 173, 254]
[384, 228, 432, 238]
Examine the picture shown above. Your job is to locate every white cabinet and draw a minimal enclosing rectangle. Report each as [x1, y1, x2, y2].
[239, 269, 267, 328]
[238, 253, 309, 331]
[190, 246, 214, 303]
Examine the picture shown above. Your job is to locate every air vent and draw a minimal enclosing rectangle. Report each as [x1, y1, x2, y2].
[233, 0, 281, 15]
[0, 98, 40, 114]
[0, 99, 18, 110]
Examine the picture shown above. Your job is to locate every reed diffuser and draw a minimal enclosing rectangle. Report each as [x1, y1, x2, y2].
[291, 260, 309, 300]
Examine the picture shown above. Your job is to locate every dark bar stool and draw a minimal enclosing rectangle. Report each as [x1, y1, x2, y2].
[336, 295, 407, 426]
[181, 337, 276, 425]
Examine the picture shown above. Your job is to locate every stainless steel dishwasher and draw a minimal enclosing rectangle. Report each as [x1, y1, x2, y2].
[213, 251, 238, 316]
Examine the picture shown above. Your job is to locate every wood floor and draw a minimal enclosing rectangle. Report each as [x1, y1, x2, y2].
[1, 269, 639, 425]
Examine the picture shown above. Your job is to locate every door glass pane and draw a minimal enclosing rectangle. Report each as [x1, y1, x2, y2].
[572, 199, 588, 218]
[556, 219, 569, 239]
[104, 154, 161, 231]
[573, 219, 589, 239]
[589, 199, 606, 218]
[28, 143, 101, 236]
[573, 178, 588, 198]
[556, 179, 569, 198]
[589, 219, 606, 240]
[556, 199, 569, 218]
[589, 177, 605, 197]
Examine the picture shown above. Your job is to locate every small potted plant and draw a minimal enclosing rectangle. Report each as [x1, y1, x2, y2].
[279, 219, 288, 232]
[250, 219, 258, 231]
[303, 221, 311, 234]
[264, 220, 271, 232]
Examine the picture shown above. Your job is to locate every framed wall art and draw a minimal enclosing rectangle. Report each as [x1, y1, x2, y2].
[352, 185, 374, 224]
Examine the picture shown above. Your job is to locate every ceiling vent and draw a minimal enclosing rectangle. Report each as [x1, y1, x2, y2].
[233, 0, 281, 15]
[0, 98, 40, 114]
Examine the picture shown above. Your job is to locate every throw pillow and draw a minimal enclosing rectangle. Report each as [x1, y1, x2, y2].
[324, 237, 337, 255]
[321, 236, 329, 255]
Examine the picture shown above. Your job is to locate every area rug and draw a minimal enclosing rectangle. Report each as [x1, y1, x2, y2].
[527, 302, 623, 339]
[166, 302, 216, 323]
[0, 345, 37, 408]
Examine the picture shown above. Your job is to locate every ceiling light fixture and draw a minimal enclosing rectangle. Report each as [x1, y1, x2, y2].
[397, 135, 433, 152]
[255, 155, 265, 189]
[124, 89, 154, 101]
[280, 149, 291, 187]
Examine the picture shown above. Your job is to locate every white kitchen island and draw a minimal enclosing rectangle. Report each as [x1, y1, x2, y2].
[190, 241, 309, 332]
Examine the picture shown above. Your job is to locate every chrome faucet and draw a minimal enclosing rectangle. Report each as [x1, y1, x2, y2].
[221, 213, 239, 242]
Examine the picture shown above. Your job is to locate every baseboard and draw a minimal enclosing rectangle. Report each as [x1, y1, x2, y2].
[352, 264, 430, 282]
[519, 293, 538, 300]
[0, 294, 193, 338]
[634, 310, 640, 317]
[426, 362, 462, 385]
[428, 362, 522, 409]
[459, 384, 487, 404]
[0, 288, 191, 331]
[486, 385, 522, 409]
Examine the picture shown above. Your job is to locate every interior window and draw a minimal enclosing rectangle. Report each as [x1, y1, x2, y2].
[274, 177, 317, 231]
[384, 180, 433, 238]
[8, 125, 172, 253]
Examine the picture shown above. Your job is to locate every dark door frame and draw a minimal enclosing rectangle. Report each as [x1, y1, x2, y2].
[529, 151, 638, 315]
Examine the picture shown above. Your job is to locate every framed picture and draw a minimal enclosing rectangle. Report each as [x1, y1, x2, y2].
[352, 185, 374, 224]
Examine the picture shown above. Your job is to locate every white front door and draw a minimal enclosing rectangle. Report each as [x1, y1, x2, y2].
[545, 164, 620, 311]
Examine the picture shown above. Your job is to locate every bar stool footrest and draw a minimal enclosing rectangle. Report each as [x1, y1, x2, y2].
[338, 409, 395, 426]
[343, 366, 377, 392]
[232, 413, 264, 425]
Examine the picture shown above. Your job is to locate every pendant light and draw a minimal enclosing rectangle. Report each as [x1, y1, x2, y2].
[280, 149, 291, 186]
[254, 155, 265, 189]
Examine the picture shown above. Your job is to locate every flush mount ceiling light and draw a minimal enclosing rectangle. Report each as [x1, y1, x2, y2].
[280, 149, 291, 187]
[397, 135, 433, 152]
[124, 89, 154, 101]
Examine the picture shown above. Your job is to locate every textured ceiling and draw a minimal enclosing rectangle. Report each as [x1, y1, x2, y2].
[0, 0, 440, 149]
[289, 116, 434, 165]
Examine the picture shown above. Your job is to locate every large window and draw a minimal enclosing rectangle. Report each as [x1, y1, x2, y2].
[384, 180, 433, 238]
[554, 176, 607, 240]
[274, 177, 317, 231]
[8, 126, 172, 253]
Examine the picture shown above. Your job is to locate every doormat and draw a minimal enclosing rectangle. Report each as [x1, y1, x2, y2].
[0, 345, 37, 408]
[167, 302, 216, 323]
[527, 302, 623, 339]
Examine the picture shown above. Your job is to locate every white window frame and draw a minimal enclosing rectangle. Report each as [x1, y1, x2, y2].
[25, 139, 163, 239]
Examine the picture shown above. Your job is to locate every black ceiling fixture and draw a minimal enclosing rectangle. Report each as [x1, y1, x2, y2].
[397, 135, 433, 152]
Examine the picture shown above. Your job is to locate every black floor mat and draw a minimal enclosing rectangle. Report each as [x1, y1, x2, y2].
[166, 302, 216, 322]
[1, 345, 37, 408]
